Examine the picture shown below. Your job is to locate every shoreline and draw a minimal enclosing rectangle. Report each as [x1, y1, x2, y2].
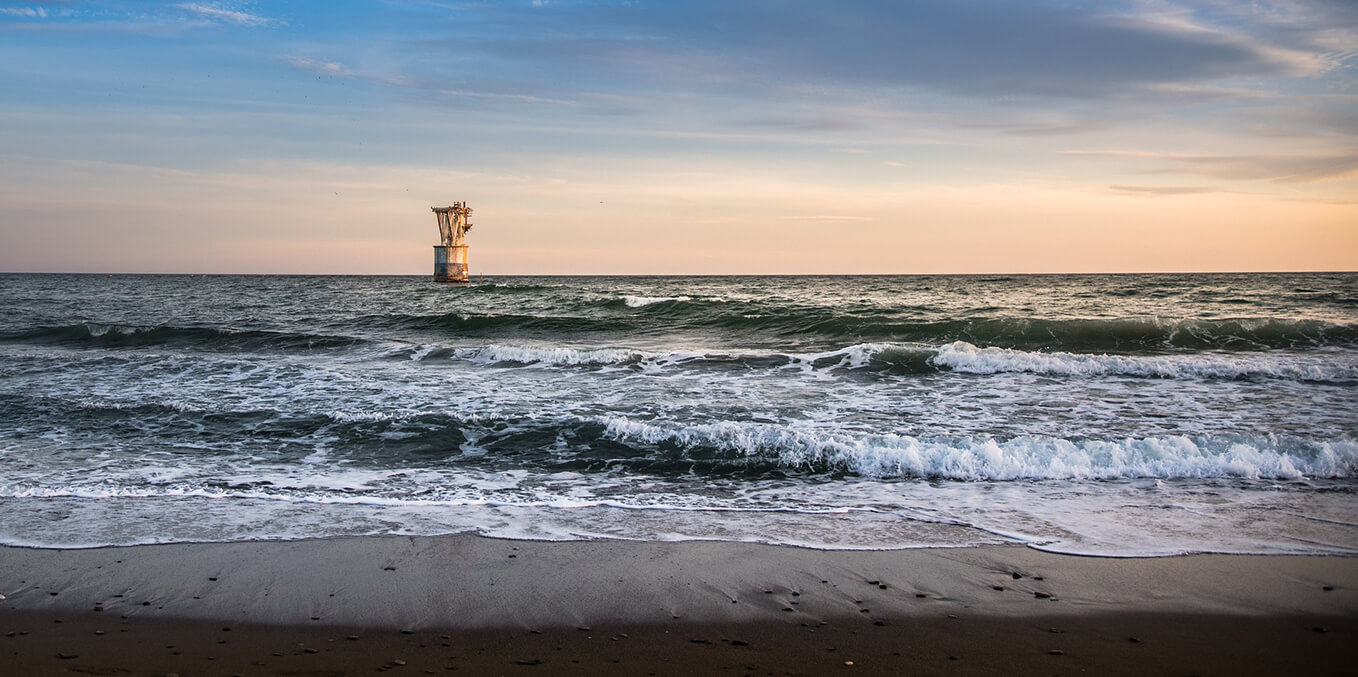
[3, 534, 1356, 674]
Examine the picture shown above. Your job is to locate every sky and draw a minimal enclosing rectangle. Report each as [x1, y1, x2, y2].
[1, 0, 1355, 274]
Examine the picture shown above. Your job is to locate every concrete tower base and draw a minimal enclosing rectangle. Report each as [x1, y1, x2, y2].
[434, 245, 469, 282]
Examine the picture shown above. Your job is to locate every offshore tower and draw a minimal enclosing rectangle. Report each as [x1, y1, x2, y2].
[432, 202, 474, 282]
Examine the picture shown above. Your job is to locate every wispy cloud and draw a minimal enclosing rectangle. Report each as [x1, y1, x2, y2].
[283, 56, 351, 76]
[779, 215, 875, 222]
[175, 3, 271, 27]
[0, 7, 46, 18]
[1110, 184, 1220, 195]
[282, 52, 579, 108]
[1067, 149, 1358, 183]
[733, 116, 862, 132]
[437, 89, 575, 106]
[468, 1, 1325, 103]
[1151, 153, 1358, 183]
[1061, 150, 1164, 159]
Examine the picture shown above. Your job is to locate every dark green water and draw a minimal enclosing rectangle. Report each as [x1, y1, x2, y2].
[1, 273, 1354, 555]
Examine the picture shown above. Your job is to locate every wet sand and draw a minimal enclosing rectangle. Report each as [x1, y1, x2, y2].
[2, 535, 1355, 675]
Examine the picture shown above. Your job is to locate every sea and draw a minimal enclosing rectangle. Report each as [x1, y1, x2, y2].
[1, 273, 1354, 557]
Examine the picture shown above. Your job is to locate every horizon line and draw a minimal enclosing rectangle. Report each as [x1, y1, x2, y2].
[2, 270, 1354, 277]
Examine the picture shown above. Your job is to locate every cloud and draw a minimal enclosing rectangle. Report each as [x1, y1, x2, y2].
[1150, 153, 1358, 183]
[437, 89, 575, 106]
[0, 7, 46, 18]
[1163, 154, 1358, 183]
[1068, 150, 1358, 183]
[260, 1, 1353, 144]
[1191, 0, 1358, 61]
[283, 56, 351, 77]
[732, 116, 863, 132]
[778, 215, 875, 222]
[281, 54, 577, 106]
[175, 3, 270, 27]
[1061, 150, 1163, 159]
[457, 0, 1323, 103]
[1110, 184, 1220, 195]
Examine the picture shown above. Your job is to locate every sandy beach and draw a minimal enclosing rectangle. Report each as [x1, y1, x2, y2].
[2, 535, 1355, 675]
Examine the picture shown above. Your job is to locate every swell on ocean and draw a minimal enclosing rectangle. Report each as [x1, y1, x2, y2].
[0, 272, 1354, 557]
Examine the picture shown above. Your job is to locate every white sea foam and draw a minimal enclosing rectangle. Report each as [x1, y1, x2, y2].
[600, 417, 1358, 480]
[929, 341, 1358, 382]
[623, 295, 692, 308]
[327, 410, 408, 423]
[457, 344, 651, 366]
[81, 323, 152, 337]
[3, 476, 1355, 556]
[787, 343, 897, 371]
[393, 339, 1356, 383]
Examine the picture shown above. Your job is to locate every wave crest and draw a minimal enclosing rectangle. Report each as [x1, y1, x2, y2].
[386, 340, 1355, 382]
[930, 341, 1358, 382]
[622, 295, 693, 308]
[601, 418, 1358, 480]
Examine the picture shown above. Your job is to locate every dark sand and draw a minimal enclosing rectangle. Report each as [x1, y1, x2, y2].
[2, 535, 1355, 675]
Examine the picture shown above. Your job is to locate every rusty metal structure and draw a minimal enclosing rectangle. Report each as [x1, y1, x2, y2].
[432, 202, 474, 282]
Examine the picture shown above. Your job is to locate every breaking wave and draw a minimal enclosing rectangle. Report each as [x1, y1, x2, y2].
[17, 314, 1352, 357]
[929, 341, 1358, 382]
[622, 295, 693, 308]
[601, 418, 1358, 481]
[388, 340, 1356, 383]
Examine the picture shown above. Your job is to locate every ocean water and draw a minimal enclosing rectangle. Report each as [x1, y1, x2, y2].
[0, 272, 1354, 556]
